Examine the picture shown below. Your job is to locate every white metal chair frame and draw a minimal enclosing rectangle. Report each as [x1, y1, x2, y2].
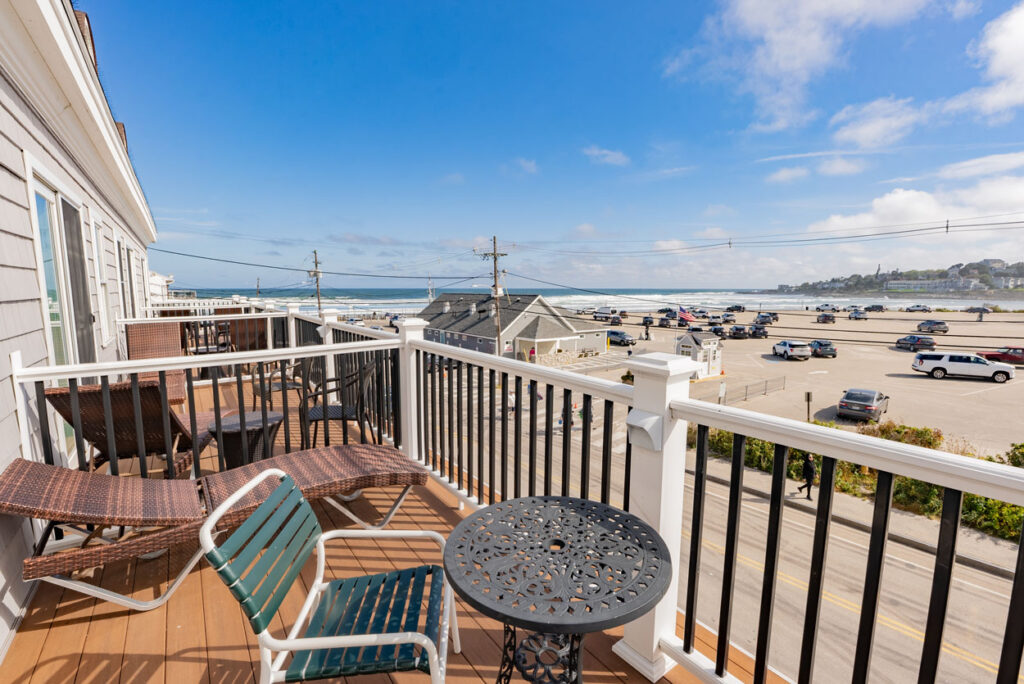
[199, 468, 461, 684]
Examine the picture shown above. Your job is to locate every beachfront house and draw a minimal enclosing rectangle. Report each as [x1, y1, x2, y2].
[675, 331, 722, 378]
[418, 292, 606, 361]
[0, 0, 155, 653]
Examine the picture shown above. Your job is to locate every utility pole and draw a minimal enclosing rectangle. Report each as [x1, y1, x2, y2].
[478, 235, 507, 355]
[255, 277, 260, 297]
[309, 250, 323, 315]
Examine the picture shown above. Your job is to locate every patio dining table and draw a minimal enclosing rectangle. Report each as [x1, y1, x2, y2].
[443, 496, 671, 683]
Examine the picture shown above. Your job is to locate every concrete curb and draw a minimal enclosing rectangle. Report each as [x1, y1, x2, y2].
[692, 470, 1015, 580]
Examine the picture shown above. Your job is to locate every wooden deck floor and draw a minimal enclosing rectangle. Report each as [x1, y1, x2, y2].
[0, 381, 775, 683]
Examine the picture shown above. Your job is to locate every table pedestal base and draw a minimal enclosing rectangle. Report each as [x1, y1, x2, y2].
[498, 624, 584, 684]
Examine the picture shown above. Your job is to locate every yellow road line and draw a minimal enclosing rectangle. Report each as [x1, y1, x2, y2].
[685, 531, 1016, 678]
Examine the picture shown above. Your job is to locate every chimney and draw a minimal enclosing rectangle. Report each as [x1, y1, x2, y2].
[74, 11, 98, 72]
[442, 301, 451, 314]
[469, 302, 477, 315]
[488, 305, 495, 318]
[115, 122, 127, 150]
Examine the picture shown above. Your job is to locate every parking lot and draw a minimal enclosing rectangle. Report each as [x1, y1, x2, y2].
[584, 309, 1024, 456]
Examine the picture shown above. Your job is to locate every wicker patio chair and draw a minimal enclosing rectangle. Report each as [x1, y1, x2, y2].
[200, 468, 458, 684]
[44, 380, 215, 478]
[0, 444, 429, 611]
[124, 321, 187, 405]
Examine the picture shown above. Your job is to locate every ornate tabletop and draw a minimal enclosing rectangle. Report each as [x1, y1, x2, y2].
[444, 496, 671, 683]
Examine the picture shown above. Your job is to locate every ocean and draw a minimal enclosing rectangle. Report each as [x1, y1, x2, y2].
[190, 287, 1024, 315]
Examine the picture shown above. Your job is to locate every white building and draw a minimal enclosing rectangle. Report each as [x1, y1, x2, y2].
[0, 0, 155, 655]
[675, 332, 722, 379]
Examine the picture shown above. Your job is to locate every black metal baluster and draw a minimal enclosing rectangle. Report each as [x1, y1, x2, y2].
[185, 369, 200, 477]
[391, 348, 401, 447]
[683, 424, 709, 653]
[561, 389, 572, 497]
[716, 433, 747, 675]
[798, 456, 837, 683]
[447, 359, 454, 482]
[67, 379, 87, 471]
[467, 362, 474, 491]
[544, 384, 554, 496]
[500, 372, 509, 501]
[438, 357, 446, 475]
[210, 367, 226, 472]
[279, 360, 291, 454]
[258, 362, 271, 461]
[754, 443, 790, 684]
[429, 356, 437, 470]
[513, 376, 522, 498]
[623, 421, 631, 512]
[852, 470, 895, 682]
[477, 366, 484, 502]
[99, 377, 118, 475]
[997, 524, 1024, 684]
[298, 360, 310, 451]
[34, 381, 54, 466]
[159, 371, 174, 478]
[375, 351, 385, 444]
[130, 374, 146, 478]
[320, 355, 330, 447]
[234, 365, 250, 465]
[456, 361, 464, 490]
[919, 487, 963, 683]
[528, 380, 538, 497]
[600, 401, 613, 505]
[488, 368, 496, 504]
[578, 394, 592, 499]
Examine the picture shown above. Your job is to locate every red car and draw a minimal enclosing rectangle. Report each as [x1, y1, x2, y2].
[978, 347, 1024, 364]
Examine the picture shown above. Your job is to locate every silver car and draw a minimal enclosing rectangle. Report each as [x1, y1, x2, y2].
[837, 389, 889, 421]
[772, 340, 811, 360]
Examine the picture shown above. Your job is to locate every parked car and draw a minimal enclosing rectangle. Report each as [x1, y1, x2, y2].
[765, 311, 780, 321]
[688, 325, 705, 333]
[693, 309, 709, 318]
[657, 307, 673, 314]
[917, 320, 948, 333]
[966, 306, 993, 314]
[978, 347, 1024, 364]
[609, 315, 622, 326]
[842, 305, 861, 312]
[576, 307, 596, 315]
[865, 304, 886, 312]
[722, 313, 737, 324]
[726, 305, 746, 312]
[658, 317, 673, 328]
[710, 325, 728, 339]
[837, 389, 889, 421]
[906, 304, 932, 312]
[896, 335, 936, 351]
[619, 311, 630, 319]
[749, 324, 768, 338]
[912, 352, 1014, 383]
[816, 304, 839, 312]
[754, 313, 774, 325]
[642, 316, 655, 326]
[607, 329, 636, 346]
[593, 307, 617, 321]
[816, 313, 836, 324]
[729, 325, 749, 339]
[664, 310, 678, 320]
[809, 340, 837, 357]
[772, 340, 811, 360]
[849, 310, 868, 320]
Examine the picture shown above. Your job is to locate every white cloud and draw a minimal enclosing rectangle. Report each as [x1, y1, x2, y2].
[757, 149, 885, 162]
[697, 226, 729, 238]
[947, 0, 981, 19]
[439, 172, 465, 185]
[582, 145, 631, 166]
[937, 150, 1024, 179]
[830, 96, 930, 149]
[766, 166, 809, 183]
[516, 158, 538, 174]
[945, 2, 1024, 119]
[675, 0, 933, 130]
[703, 204, 736, 217]
[817, 157, 867, 175]
[629, 166, 695, 182]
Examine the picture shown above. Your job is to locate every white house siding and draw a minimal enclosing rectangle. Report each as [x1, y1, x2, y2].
[0, 0, 156, 658]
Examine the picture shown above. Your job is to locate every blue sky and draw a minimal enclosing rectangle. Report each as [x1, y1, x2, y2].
[85, 0, 1024, 290]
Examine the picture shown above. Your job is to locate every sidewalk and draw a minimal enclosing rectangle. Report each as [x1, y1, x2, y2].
[701, 455, 1020, 574]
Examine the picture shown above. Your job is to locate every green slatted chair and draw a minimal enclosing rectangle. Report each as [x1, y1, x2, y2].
[200, 468, 460, 684]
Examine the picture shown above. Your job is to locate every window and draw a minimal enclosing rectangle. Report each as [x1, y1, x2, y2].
[949, 355, 971, 363]
[91, 221, 111, 344]
[116, 237, 129, 316]
[126, 247, 138, 318]
[34, 189, 71, 365]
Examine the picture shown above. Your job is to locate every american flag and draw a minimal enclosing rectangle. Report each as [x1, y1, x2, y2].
[678, 306, 697, 322]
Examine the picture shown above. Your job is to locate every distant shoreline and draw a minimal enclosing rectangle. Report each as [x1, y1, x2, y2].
[762, 290, 1024, 301]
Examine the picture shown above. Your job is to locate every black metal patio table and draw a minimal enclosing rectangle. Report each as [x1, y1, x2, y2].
[209, 411, 283, 470]
[443, 496, 672, 683]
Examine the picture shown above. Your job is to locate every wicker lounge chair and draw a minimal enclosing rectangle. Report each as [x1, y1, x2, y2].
[0, 444, 428, 610]
[201, 468, 458, 684]
[44, 379, 216, 477]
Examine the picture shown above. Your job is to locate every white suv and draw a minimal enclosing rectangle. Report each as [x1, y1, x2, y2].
[912, 352, 1014, 383]
[815, 304, 839, 312]
[773, 340, 812, 360]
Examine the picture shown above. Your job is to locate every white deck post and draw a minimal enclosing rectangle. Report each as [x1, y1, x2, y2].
[613, 352, 701, 682]
[286, 303, 301, 348]
[396, 318, 426, 460]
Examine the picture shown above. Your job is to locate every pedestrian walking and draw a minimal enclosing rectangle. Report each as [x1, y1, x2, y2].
[977, 311, 984, 322]
[796, 454, 817, 500]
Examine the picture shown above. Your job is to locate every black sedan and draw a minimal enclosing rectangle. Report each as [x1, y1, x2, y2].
[729, 325, 749, 339]
[749, 324, 768, 338]
[726, 305, 746, 312]
[896, 335, 936, 351]
[809, 340, 837, 357]
[642, 316, 655, 326]
[710, 325, 728, 339]
[837, 389, 889, 421]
